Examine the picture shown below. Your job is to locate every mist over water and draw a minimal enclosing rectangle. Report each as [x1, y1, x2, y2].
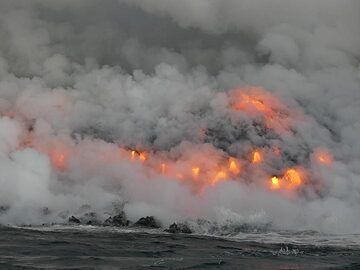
[0, 0, 359, 235]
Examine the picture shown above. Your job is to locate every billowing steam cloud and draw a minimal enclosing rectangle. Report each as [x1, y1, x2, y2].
[0, 0, 359, 234]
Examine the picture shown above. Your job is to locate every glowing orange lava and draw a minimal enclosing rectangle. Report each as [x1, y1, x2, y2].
[161, 163, 166, 174]
[212, 170, 227, 186]
[231, 92, 268, 113]
[129, 150, 147, 162]
[131, 150, 136, 160]
[27, 133, 311, 195]
[229, 86, 293, 132]
[282, 168, 302, 189]
[3, 84, 326, 198]
[314, 149, 333, 165]
[49, 148, 69, 171]
[252, 150, 262, 163]
[269, 168, 304, 191]
[192, 167, 200, 177]
[31, 138, 311, 194]
[270, 176, 280, 190]
[139, 152, 147, 161]
[228, 158, 240, 175]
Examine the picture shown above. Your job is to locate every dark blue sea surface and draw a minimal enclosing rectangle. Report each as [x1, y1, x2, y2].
[0, 226, 359, 269]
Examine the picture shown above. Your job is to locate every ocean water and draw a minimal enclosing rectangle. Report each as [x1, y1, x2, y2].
[0, 226, 360, 269]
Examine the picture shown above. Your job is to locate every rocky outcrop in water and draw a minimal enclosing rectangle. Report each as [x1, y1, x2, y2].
[66, 212, 164, 229]
[166, 222, 192, 234]
[68, 212, 102, 225]
[82, 212, 102, 226]
[103, 211, 130, 227]
[68, 216, 81, 224]
[134, 216, 160, 228]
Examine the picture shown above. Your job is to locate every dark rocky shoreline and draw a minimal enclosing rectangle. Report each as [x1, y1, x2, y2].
[67, 211, 193, 234]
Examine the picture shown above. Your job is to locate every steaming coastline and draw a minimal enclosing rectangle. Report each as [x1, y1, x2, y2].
[0, 0, 359, 237]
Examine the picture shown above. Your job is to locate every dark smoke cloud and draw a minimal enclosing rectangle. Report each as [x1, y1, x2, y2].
[0, 0, 359, 234]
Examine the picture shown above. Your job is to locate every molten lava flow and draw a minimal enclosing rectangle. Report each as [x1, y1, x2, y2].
[231, 91, 268, 113]
[161, 163, 166, 174]
[131, 150, 136, 160]
[252, 150, 262, 164]
[269, 169, 304, 191]
[211, 170, 227, 186]
[283, 168, 302, 189]
[229, 86, 294, 133]
[139, 152, 147, 161]
[30, 138, 72, 171]
[30, 137, 310, 194]
[229, 158, 240, 175]
[192, 167, 200, 177]
[2, 82, 325, 198]
[314, 149, 333, 165]
[129, 150, 147, 162]
[270, 176, 280, 190]
[27, 130, 312, 195]
[49, 148, 69, 171]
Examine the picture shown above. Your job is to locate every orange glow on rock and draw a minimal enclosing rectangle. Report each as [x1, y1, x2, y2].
[161, 163, 166, 174]
[229, 86, 294, 133]
[270, 176, 280, 190]
[29, 132, 314, 195]
[283, 168, 302, 189]
[252, 150, 262, 163]
[228, 158, 240, 175]
[131, 150, 136, 160]
[40, 141, 310, 194]
[314, 149, 333, 165]
[130, 150, 147, 162]
[49, 148, 69, 171]
[231, 92, 268, 113]
[212, 170, 227, 186]
[139, 152, 147, 161]
[192, 167, 200, 177]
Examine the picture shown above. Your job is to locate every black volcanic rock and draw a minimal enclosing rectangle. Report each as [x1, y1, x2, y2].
[166, 222, 192, 234]
[134, 216, 160, 228]
[68, 216, 81, 224]
[82, 212, 101, 226]
[103, 211, 129, 227]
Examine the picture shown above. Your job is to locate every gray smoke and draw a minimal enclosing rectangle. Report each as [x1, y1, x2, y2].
[0, 0, 359, 234]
